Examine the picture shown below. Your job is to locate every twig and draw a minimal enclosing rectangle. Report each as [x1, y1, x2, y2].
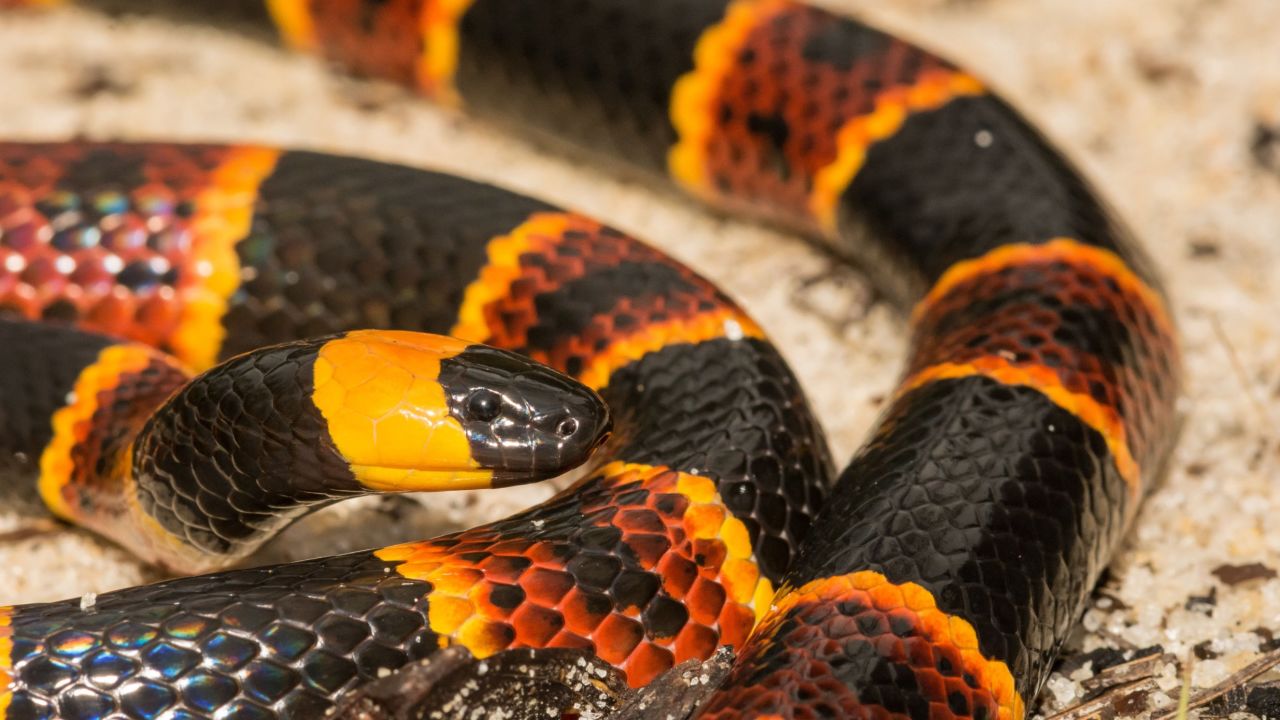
[1082, 652, 1170, 695]
[1175, 652, 1192, 720]
[1047, 651, 1170, 720]
[1148, 646, 1280, 720]
[1044, 678, 1159, 720]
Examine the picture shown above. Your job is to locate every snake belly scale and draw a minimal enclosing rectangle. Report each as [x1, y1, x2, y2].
[0, 1, 1180, 719]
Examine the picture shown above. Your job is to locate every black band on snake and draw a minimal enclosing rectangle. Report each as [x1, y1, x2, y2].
[0, 2, 1180, 719]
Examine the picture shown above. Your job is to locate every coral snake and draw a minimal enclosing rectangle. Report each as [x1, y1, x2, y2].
[0, 0, 1181, 718]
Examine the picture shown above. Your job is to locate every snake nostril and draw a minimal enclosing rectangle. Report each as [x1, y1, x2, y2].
[555, 417, 579, 439]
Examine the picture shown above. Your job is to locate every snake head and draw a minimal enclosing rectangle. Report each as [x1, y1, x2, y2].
[438, 343, 613, 487]
[312, 330, 610, 492]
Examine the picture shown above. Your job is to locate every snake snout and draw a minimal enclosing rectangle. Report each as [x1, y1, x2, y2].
[487, 372, 612, 487]
[438, 343, 611, 485]
[525, 389, 613, 478]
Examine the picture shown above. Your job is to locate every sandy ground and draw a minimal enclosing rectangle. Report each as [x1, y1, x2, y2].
[0, 1, 1277, 716]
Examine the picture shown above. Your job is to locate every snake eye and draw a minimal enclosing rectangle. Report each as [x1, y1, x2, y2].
[466, 390, 502, 422]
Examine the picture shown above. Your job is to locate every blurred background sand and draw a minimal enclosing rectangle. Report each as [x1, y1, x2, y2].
[0, 1, 1277, 714]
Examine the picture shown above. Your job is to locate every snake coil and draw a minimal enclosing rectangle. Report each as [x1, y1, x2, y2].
[0, 1, 1180, 719]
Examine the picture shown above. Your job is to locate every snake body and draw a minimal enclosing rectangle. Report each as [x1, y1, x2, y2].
[0, 1, 1180, 719]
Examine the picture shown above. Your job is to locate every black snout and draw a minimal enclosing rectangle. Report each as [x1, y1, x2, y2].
[530, 387, 612, 474]
[440, 344, 611, 486]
